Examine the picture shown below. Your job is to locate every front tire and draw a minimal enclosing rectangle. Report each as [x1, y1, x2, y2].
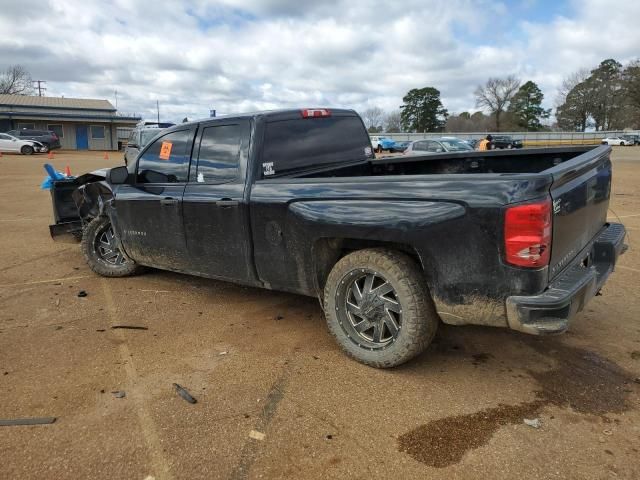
[323, 248, 438, 368]
[20, 145, 34, 155]
[81, 216, 142, 277]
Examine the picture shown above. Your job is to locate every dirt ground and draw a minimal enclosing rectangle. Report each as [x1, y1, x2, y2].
[0, 148, 639, 480]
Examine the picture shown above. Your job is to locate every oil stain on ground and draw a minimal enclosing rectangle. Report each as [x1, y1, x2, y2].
[398, 340, 637, 468]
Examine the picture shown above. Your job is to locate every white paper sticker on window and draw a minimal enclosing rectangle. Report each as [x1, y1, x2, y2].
[364, 146, 372, 157]
[197, 172, 205, 183]
[263, 162, 275, 176]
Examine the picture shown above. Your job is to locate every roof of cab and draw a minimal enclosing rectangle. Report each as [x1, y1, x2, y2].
[173, 108, 358, 129]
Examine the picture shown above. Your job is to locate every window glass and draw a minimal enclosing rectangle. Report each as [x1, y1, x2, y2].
[91, 126, 105, 139]
[413, 141, 426, 151]
[440, 139, 472, 152]
[426, 141, 442, 153]
[17, 123, 34, 130]
[0, 134, 11, 140]
[262, 116, 371, 177]
[137, 129, 192, 183]
[140, 129, 161, 147]
[195, 124, 242, 183]
[48, 125, 64, 138]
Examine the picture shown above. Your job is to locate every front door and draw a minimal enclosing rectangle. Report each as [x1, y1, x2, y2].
[182, 120, 254, 282]
[112, 127, 196, 271]
[76, 125, 89, 150]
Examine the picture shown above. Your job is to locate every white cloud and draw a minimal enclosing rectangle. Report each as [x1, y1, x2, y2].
[0, 0, 638, 122]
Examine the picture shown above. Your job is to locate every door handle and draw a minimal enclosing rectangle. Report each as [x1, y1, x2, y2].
[160, 197, 179, 206]
[216, 199, 239, 208]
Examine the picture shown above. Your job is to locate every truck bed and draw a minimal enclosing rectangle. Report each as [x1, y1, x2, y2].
[294, 146, 596, 178]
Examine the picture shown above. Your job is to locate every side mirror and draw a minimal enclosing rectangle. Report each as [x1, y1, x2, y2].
[107, 165, 130, 185]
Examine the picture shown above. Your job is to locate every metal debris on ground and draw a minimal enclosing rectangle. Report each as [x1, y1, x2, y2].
[523, 418, 541, 429]
[173, 383, 197, 404]
[77, 290, 88, 297]
[112, 391, 126, 398]
[110, 325, 149, 330]
[0, 417, 57, 426]
[249, 430, 266, 441]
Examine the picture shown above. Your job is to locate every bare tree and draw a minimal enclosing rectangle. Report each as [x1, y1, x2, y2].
[384, 110, 402, 132]
[555, 68, 590, 108]
[361, 106, 385, 132]
[474, 75, 520, 131]
[0, 65, 34, 95]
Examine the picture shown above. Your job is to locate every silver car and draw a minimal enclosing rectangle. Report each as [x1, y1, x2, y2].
[404, 137, 474, 155]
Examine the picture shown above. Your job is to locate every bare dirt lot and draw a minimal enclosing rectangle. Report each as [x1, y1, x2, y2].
[1, 148, 639, 480]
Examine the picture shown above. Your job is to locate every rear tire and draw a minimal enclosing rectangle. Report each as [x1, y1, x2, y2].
[20, 145, 34, 155]
[81, 216, 142, 277]
[323, 248, 438, 368]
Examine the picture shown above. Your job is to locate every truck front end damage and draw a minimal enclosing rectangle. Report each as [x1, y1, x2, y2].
[48, 169, 114, 243]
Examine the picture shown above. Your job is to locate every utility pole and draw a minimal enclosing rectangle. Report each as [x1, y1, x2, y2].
[156, 100, 160, 123]
[32, 80, 47, 96]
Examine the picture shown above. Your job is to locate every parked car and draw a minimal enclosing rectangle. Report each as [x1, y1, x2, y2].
[0, 132, 45, 155]
[124, 121, 175, 165]
[621, 134, 640, 145]
[389, 141, 410, 153]
[370, 135, 396, 153]
[602, 136, 631, 146]
[404, 137, 474, 155]
[491, 135, 523, 149]
[6, 129, 61, 152]
[48, 108, 626, 368]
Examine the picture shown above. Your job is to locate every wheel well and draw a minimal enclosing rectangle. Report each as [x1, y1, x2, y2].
[312, 237, 426, 299]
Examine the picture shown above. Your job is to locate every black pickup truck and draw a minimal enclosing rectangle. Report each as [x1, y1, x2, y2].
[48, 108, 626, 368]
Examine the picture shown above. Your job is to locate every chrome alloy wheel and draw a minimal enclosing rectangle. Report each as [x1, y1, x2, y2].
[336, 270, 402, 349]
[95, 225, 127, 266]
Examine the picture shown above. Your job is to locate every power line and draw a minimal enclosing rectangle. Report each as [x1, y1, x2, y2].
[32, 80, 47, 96]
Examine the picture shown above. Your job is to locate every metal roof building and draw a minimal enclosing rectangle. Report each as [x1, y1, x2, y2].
[0, 94, 141, 150]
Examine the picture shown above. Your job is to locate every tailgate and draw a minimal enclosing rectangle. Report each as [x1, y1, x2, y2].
[548, 146, 612, 279]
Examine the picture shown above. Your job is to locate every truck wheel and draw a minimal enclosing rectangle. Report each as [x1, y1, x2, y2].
[20, 145, 34, 155]
[323, 248, 438, 368]
[81, 216, 142, 277]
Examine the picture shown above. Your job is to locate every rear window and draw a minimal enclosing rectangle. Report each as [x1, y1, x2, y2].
[261, 115, 372, 177]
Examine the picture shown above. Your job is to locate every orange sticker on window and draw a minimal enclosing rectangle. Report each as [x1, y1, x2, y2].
[159, 141, 173, 160]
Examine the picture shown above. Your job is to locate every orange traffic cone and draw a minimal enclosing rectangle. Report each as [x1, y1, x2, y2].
[47, 151, 54, 159]
[103, 151, 109, 160]
[64, 165, 71, 177]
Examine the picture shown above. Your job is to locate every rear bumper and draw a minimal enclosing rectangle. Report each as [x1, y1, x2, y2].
[506, 223, 627, 335]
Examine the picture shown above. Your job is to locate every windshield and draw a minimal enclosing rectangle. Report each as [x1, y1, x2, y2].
[140, 129, 161, 146]
[440, 139, 473, 151]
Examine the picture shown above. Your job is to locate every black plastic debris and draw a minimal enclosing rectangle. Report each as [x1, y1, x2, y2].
[111, 325, 148, 330]
[0, 417, 56, 426]
[173, 383, 197, 404]
[77, 290, 87, 297]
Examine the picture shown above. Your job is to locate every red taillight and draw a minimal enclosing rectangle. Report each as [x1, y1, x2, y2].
[301, 108, 331, 118]
[504, 199, 552, 268]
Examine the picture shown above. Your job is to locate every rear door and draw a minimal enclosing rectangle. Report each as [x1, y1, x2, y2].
[548, 147, 612, 278]
[113, 127, 196, 271]
[182, 119, 254, 282]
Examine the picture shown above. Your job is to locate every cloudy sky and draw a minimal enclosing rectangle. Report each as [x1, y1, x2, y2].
[2, 0, 638, 122]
